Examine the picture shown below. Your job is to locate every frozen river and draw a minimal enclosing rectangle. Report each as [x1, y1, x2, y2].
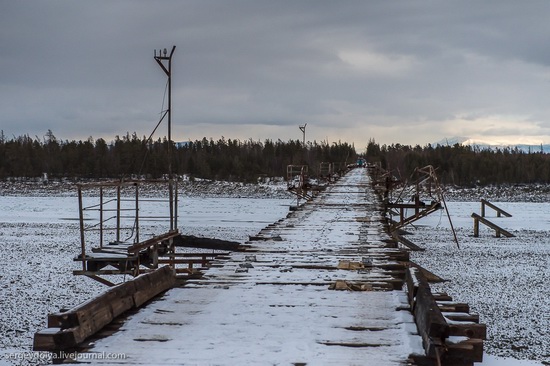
[0, 194, 292, 364]
[410, 201, 550, 364]
[0, 191, 548, 365]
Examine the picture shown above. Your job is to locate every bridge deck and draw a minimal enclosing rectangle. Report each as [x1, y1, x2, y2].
[79, 168, 423, 365]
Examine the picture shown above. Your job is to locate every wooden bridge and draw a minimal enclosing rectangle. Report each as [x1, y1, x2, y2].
[34, 168, 485, 365]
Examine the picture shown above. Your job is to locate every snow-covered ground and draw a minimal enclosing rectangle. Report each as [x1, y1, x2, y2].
[0, 182, 293, 365]
[0, 180, 548, 365]
[408, 201, 550, 365]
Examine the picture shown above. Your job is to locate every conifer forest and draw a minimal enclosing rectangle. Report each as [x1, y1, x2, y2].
[2, 130, 550, 186]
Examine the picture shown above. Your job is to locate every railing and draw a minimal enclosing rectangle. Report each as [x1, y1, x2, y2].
[480, 198, 512, 218]
[76, 179, 178, 271]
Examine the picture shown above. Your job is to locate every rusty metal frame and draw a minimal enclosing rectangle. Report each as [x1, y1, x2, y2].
[75, 179, 179, 284]
[380, 165, 459, 249]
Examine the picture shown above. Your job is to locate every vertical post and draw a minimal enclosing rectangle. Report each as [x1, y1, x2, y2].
[135, 183, 139, 244]
[154, 46, 176, 232]
[174, 178, 178, 230]
[116, 185, 121, 243]
[299, 123, 307, 146]
[169, 238, 175, 270]
[473, 218, 479, 237]
[169, 179, 174, 231]
[168, 51, 172, 177]
[78, 186, 86, 271]
[99, 186, 104, 248]
[481, 200, 485, 217]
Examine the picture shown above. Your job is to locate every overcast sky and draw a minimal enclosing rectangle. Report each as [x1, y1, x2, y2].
[3, 1, 550, 149]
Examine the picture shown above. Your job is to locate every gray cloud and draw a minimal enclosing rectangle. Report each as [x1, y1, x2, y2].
[2, 1, 550, 147]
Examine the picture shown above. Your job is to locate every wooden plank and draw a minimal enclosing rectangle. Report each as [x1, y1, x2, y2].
[448, 322, 487, 339]
[471, 213, 515, 237]
[432, 292, 453, 301]
[444, 338, 484, 363]
[391, 202, 441, 230]
[133, 265, 176, 307]
[405, 267, 420, 306]
[73, 270, 134, 276]
[437, 302, 471, 313]
[409, 261, 446, 283]
[392, 232, 425, 251]
[407, 268, 449, 358]
[33, 328, 79, 351]
[157, 258, 210, 265]
[415, 285, 449, 339]
[165, 252, 230, 257]
[444, 313, 480, 323]
[127, 230, 180, 253]
[35, 266, 175, 352]
[173, 234, 242, 251]
[481, 199, 512, 217]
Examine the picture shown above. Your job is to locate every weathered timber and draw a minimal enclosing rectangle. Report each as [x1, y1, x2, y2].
[480, 199, 512, 218]
[173, 234, 242, 251]
[444, 338, 484, 365]
[471, 213, 515, 238]
[127, 230, 179, 253]
[392, 232, 425, 251]
[448, 322, 487, 339]
[409, 261, 446, 283]
[414, 281, 449, 357]
[432, 292, 453, 301]
[437, 301, 471, 313]
[391, 202, 442, 231]
[444, 313, 480, 323]
[133, 265, 176, 307]
[34, 266, 175, 352]
[405, 267, 485, 364]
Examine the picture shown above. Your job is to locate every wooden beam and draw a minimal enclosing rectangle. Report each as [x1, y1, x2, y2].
[408, 261, 446, 283]
[35, 266, 176, 352]
[481, 199, 512, 218]
[392, 232, 425, 251]
[471, 213, 515, 238]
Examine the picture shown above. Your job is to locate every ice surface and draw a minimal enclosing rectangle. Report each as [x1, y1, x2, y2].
[1, 178, 548, 365]
[0, 188, 292, 365]
[410, 201, 550, 363]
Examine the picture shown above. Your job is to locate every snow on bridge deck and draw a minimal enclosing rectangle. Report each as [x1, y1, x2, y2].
[81, 168, 423, 365]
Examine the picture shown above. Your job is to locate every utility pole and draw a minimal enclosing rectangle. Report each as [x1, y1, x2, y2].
[154, 45, 176, 231]
[299, 123, 307, 146]
[154, 45, 176, 176]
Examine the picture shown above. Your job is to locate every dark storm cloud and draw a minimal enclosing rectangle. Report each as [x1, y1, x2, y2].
[2, 1, 550, 146]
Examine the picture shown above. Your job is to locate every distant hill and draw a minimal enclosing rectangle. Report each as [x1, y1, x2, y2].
[434, 137, 550, 153]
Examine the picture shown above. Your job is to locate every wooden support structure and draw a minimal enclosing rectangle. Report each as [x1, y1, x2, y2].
[480, 199, 512, 218]
[375, 164, 460, 249]
[74, 231, 181, 283]
[34, 266, 175, 352]
[392, 232, 425, 251]
[408, 261, 445, 283]
[471, 213, 515, 238]
[406, 267, 486, 365]
[389, 200, 441, 231]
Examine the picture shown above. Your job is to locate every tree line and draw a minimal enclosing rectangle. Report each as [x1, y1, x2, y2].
[0, 130, 356, 182]
[5, 130, 549, 186]
[366, 139, 550, 186]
